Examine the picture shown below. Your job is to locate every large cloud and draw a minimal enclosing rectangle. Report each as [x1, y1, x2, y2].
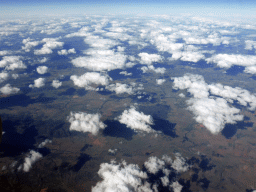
[117, 106, 154, 133]
[36, 66, 48, 74]
[17, 150, 43, 172]
[71, 49, 128, 71]
[206, 54, 256, 74]
[70, 72, 112, 90]
[67, 112, 106, 135]
[0, 84, 20, 95]
[29, 78, 46, 88]
[172, 74, 256, 134]
[92, 153, 190, 192]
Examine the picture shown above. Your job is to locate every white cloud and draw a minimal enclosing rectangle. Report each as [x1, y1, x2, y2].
[144, 156, 165, 174]
[38, 139, 52, 148]
[245, 40, 256, 50]
[71, 50, 128, 71]
[12, 74, 19, 79]
[171, 74, 255, 134]
[34, 38, 64, 55]
[141, 65, 166, 74]
[206, 54, 256, 72]
[156, 79, 166, 85]
[57, 48, 76, 55]
[179, 93, 185, 98]
[0, 56, 26, 71]
[36, 66, 48, 74]
[0, 84, 20, 95]
[170, 181, 183, 192]
[117, 106, 154, 133]
[170, 51, 205, 63]
[52, 80, 62, 88]
[0, 72, 8, 83]
[70, 72, 112, 90]
[138, 52, 163, 65]
[92, 160, 148, 192]
[67, 112, 106, 135]
[0, 50, 9, 56]
[22, 38, 40, 52]
[93, 153, 190, 192]
[120, 71, 132, 76]
[244, 66, 256, 74]
[29, 78, 45, 88]
[17, 150, 43, 172]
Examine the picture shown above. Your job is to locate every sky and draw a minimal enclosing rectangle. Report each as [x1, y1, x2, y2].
[0, 0, 256, 18]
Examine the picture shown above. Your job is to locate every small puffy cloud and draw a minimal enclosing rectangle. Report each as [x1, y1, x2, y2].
[0, 72, 9, 83]
[171, 153, 190, 173]
[12, 74, 19, 79]
[179, 93, 185, 98]
[245, 40, 256, 50]
[0, 84, 20, 95]
[170, 181, 183, 192]
[108, 149, 117, 155]
[67, 112, 106, 135]
[117, 106, 154, 133]
[106, 83, 134, 95]
[244, 66, 256, 74]
[17, 150, 43, 172]
[36, 66, 48, 74]
[138, 52, 163, 65]
[144, 156, 165, 174]
[119, 71, 132, 76]
[206, 54, 256, 71]
[70, 72, 112, 90]
[0, 50, 9, 56]
[34, 38, 64, 55]
[0, 56, 26, 71]
[141, 65, 166, 74]
[57, 48, 76, 55]
[170, 51, 205, 63]
[156, 79, 166, 85]
[38, 139, 52, 148]
[29, 78, 45, 88]
[52, 80, 62, 88]
[22, 38, 40, 52]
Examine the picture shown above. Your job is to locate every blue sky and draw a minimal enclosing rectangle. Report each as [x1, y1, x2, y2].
[0, 0, 256, 18]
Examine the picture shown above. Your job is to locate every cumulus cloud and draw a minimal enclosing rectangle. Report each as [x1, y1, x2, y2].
[141, 65, 166, 74]
[57, 48, 76, 55]
[71, 49, 128, 71]
[22, 38, 40, 52]
[156, 79, 166, 85]
[52, 80, 62, 88]
[206, 54, 256, 74]
[38, 139, 52, 148]
[92, 160, 148, 192]
[34, 38, 64, 55]
[245, 40, 256, 50]
[0, 56, 26, 71]
[70, 72, 112, 90]
[17, 150, 43, 172]
[93, 153, 190, 192]
[0, 84, 20, 95]
[106, 82, 143, 95]
[29, 78, 45, 88]
[0, 72, 8, 83]
[138, 52, 163, 65]
[117, 106, 154, 133]
[67, 112, 106, 135]
[119, 71, 132, 76]
[36, 66, 48, 74]
[172, 74, 256, 134]
[169, 51, 205, 63]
